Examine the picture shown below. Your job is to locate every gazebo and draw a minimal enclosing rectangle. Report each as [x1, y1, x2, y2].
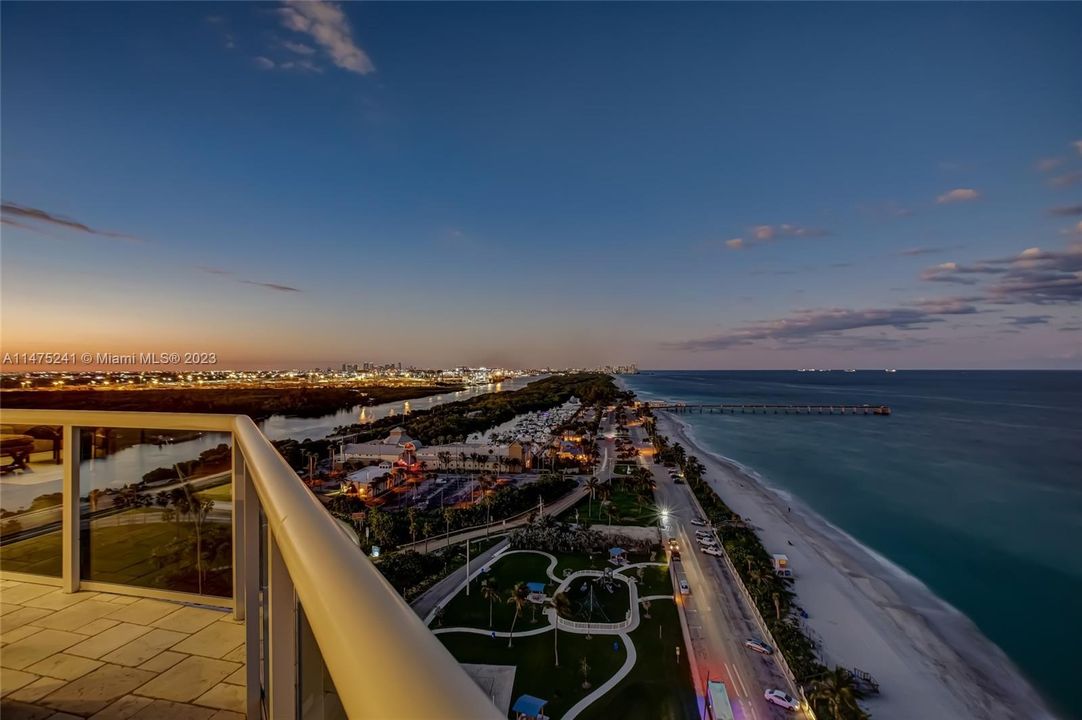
[608, 547, 627, 566]
[525, 582, 547, 604]
[512, 694, 549, 720]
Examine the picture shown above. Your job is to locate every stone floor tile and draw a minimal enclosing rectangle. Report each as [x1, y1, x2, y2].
[1, 667, 40, 696]
[72, 618, 121, 636]
[66, 623, 152, 660]
[132, 655, 238, 703]
[104, 595, 139, 605]
[35, 600, 120, 633]
[39, 664, 155, 716]
[106, 599, 176, 626]
[1, 607, 52, 634]
[25, 653, 103, 681]
[2, 623, 43, 647]
[22, 591, 100, 611]
[220, 644, 246, 664]
[0, 698, 55, 719]
[169, 621, 243, 659]
[88, 694, 153, 720]
[192, 682, 244, 713]
[2, 602, 22, 616]
[137, 651, 185, 673]
[221, 665, 245, 686]
[208, 711, 244, 720]
[128, 699, 216, 720]
[4, 675, 66, 703]
[45, 712, 82, 719]
[0, 582, 57, 605]
[149, 607, 224, 634]
[100, 629, 187, 668]
[2, 629, 84, 670]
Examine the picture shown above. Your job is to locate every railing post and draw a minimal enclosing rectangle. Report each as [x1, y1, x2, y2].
[241, 456, 262, 719]
[267, 532, 298, 720]
[233, 443, 246, 621]
[62, 426, 80, 593]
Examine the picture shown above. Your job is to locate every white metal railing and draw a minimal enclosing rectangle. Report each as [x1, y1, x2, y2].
[0, 409, 500, 720]
[555, 615, 633, 632]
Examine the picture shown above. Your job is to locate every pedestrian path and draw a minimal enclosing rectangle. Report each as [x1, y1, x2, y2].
[560, 632, 637, 720]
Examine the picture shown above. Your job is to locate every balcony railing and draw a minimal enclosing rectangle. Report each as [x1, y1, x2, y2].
[0, 409, 501, 719]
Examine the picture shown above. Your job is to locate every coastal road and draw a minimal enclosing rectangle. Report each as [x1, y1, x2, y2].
[636, 426, 804, 720]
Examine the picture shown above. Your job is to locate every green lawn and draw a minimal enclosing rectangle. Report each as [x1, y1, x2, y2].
[439, 629, 627, 719]
[564, 483, 658, 526]
[627, 563, 673, 597]
[197, 482, 233, 501]
[438, 551, 554, 630]
[576, 600, 698, 720]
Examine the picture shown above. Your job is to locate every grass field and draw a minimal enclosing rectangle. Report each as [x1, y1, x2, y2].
[438, 551, 554, 630]
[197, 482, 233, 501]
[576, 600, 698, 720]
[438, 629, 627, 719]
[564, 482, 658, 525]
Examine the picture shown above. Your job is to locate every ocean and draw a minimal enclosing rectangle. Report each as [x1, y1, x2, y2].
[621, 370, 1082, 719]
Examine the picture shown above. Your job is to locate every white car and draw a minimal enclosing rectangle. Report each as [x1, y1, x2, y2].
[690, 519, 706, 526]
[764, 689, 799, 710]
[744, 638, 774, 655]
[678, 579, 690, 595]
[701, 546, 722, 557]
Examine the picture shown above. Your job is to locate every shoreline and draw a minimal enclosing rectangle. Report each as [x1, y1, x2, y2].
[654, 408, 1054, 720]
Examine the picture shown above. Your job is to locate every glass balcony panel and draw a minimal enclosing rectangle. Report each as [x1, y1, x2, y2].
[298, 602, 347, 720]
[78, 426, 233, 596]
[0, 423, 63, 576]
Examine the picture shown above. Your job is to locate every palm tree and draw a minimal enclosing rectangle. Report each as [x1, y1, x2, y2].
[585, 477, 601, 519]
[544, 592, 571, 667]
[481, 579, 501, 628]
[422, 520, 434, 552]
[506, 582, 529, 648]
[579, 657, 592, 689]
[808, 667, 867, 719]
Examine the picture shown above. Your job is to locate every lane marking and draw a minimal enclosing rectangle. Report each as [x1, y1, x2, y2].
[729, 662, 750, 698]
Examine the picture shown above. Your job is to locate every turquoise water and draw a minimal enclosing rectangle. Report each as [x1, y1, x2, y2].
[622, 370, 1082, 719]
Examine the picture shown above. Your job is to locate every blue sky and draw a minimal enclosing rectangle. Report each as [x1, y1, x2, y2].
[2, 1, 1080, 369]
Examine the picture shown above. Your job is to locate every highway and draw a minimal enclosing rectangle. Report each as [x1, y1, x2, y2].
[632, 423, 805, 720]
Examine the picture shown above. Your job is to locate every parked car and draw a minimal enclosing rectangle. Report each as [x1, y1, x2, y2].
[673, 478, 685, 484]
[764, 689, 799, 711]
[744, 639, 774, 655]
[701, 546, 722, 557]
[690, 519, 706, 526]
[671, 549, 681, 561]
[678, 579, 690, 595]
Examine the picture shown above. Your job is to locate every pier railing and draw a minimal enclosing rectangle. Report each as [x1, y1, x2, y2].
[649, 402, 891, 416]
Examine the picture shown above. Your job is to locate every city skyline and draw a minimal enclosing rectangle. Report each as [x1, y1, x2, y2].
[2, 2, 1080, 370]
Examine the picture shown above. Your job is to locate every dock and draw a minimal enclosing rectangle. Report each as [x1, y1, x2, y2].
[649, 402, 891, 416]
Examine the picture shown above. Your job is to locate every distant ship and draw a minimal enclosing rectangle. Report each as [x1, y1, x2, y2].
[885, 368, 897, 373]
[845, 369, 856, 373]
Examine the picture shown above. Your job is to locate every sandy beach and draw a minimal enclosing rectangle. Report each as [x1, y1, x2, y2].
[653, 410, 1055, 720]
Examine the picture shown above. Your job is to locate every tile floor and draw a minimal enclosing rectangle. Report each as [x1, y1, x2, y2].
[1, 578, 246, 719]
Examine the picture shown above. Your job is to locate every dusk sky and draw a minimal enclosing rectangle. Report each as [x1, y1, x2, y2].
[2, 2, 1080, 370]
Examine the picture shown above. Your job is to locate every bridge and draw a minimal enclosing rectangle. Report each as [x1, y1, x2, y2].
[648, 402, 891, 416]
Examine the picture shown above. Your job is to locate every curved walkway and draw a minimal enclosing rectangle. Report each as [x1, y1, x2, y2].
[552, 568, 640, 635]
[561, 632, 637, 720]
[432, 624, 553, 638]
[638, 594, 675, 602]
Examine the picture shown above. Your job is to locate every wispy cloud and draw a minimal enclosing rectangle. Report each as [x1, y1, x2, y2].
[1, 202, 141, 242]
[1074, 140, 1082, 156]
[241, 280, 302, 293]
[278, 1, 374, 75]
[667, 302, 976, 351]
[920, 242, 1082, 305]
[1048, 171, 1082, 189]
[1035, 157, 1064, 173]
[936, 188, 980, 204]
[1004, 314, 1052, 326]
[282, 40, 315, 55]
[198, 266, 302, 293]
[254, 56, 276, 70]
[898, 246, 946, 257]
[720, 223, 828, 251]
[1048, 204, 1082, 217]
